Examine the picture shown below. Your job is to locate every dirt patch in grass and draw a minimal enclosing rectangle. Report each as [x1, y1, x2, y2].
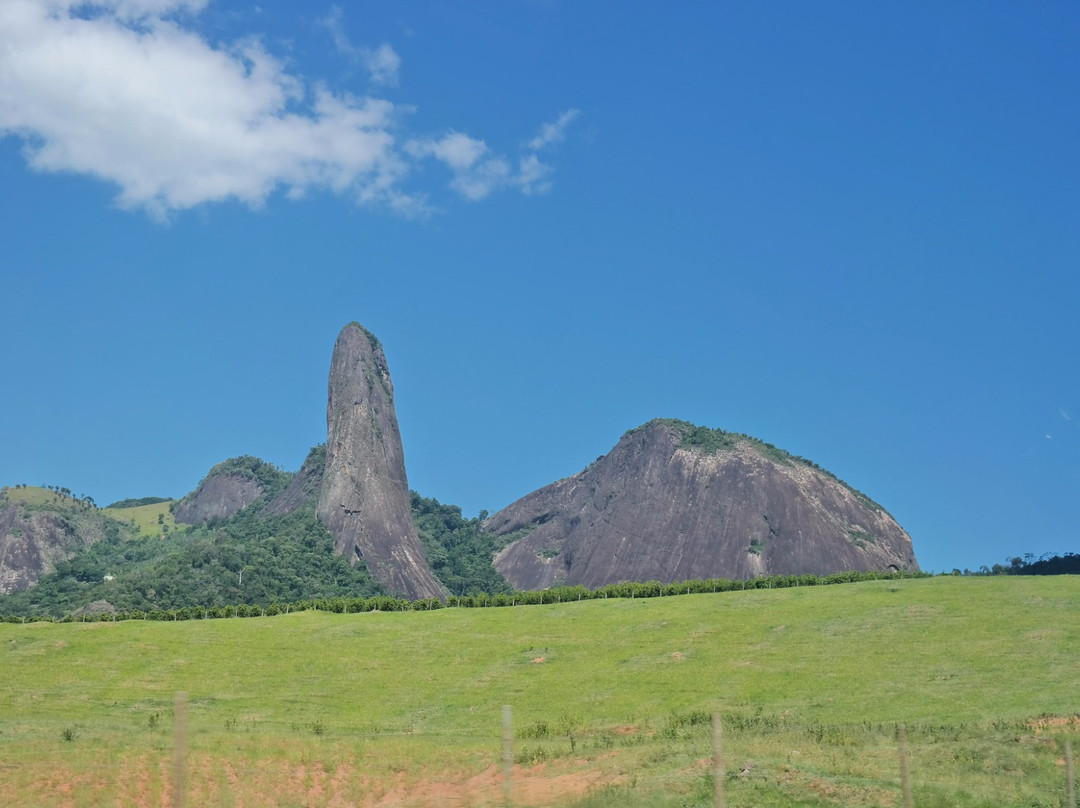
[365, 762, 618, 807]
[8, 755, 622, 808]
[1028, 715, 1080, 733]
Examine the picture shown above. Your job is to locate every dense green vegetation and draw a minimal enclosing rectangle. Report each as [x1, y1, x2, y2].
[1, 576, 1077, 807]
[2, 475, 525, 616]
[958, 552, 1080, 576]
[411, 492, 513, 596]
[0, 500, 384, 617]
[303, 442, 327, 469]
[105, 496, 172, 509]
[654, 418, 741, 453]
[1008, 551, 1080, 574]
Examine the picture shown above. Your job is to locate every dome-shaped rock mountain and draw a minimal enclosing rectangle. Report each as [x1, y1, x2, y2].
[484, 419, 919, 590]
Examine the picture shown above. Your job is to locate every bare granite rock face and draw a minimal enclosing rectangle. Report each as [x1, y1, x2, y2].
[266, 445, 325, 516]
[172, 473, 263, 526]
[173, 455, 288, 526]
[485, 420, 919, 590]
[316, 323, 444, 599]
[0, 500, 117, 594]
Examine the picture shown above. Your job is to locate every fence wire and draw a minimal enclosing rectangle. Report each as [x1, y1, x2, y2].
[2, 709, 1077, 808]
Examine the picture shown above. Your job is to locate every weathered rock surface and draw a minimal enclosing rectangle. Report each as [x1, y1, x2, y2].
[174, 456, 290, 526]
[173, 472, 264, 526]
[485, 420, 919, 590]
[0, 500, 117, 594]
[316, 323, 444, 599]
[266, 445, 325, 516]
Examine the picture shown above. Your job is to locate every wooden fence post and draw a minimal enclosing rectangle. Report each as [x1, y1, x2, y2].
[897, 723, 913, 808]
[503, 705, 513, 807]
[173, 692, 188, 808]
[712, 713, 725, 808]
[1066, 739, 1076, 808]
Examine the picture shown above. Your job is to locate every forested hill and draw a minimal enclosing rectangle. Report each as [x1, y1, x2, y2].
[0, 472, 511, 618]
[0, 485, 129, 595]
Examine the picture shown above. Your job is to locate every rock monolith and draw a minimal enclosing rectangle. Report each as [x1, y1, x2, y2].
[316, 323, 444, 599]
[485, 419, 919, 590]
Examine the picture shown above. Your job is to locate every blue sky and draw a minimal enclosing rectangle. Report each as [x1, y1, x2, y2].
[1, 0, 1077, 573]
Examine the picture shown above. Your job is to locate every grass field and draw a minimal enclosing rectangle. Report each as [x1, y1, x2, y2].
[3, 485, 176, 537]
[101, 499, 176, 537]
[4, 485, 67, 507]
[3, 485, 177, 538]
[1, 575, 1077, 806]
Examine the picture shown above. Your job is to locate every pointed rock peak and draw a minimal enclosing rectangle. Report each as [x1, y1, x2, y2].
[333, 322, 395, 403]
[348, 321, 382, 352]
[317, 323, 444, 600]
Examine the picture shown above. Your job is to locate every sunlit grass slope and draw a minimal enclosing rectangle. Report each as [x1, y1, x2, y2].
[4, 485, 175, 535]
[2, 575, 1077, 807]
[101, 499, 176, 536]
[4, 485, 61, 506]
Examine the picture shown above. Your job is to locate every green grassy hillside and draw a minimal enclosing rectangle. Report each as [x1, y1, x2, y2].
[3, 485, 50, 506]
[1, 575, 1077, 806]
[101, 499, 176, 537]
[3, 484, 90, 507]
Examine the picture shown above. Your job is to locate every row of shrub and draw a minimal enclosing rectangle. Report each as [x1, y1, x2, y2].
[0, 569, 929, 624]
[2, 596, 439, 623]
[445, 570, 929, 607]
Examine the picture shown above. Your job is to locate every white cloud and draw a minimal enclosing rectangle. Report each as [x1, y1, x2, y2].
[317, 5, 359, 59]
[318, 7, 399, 87]
[451, 157, 510, 201]
[526, 108, 579, 151]
[408, 132, 523, 201]
[363, 43, 401, 87]
[407, 132, 486, 171]
[517, 154, 552, 195]
[407, 129, 567, 200]
[0, 0, 572, 217]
